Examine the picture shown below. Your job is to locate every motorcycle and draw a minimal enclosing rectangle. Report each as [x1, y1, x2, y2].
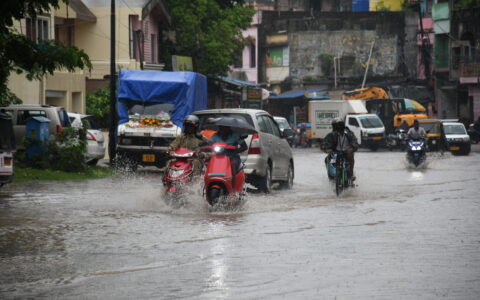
[325, 151, 354, 196]
[406, 139, 427, 167]
[162, 148, 197, 203]
[386, 128, 407, 151]
[203, 142, 245, 208]
[467, 123, 480, 144]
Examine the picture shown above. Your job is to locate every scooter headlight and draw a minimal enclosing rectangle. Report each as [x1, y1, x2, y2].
[213, 146, 224, 153]
[170, 169, 185, 177]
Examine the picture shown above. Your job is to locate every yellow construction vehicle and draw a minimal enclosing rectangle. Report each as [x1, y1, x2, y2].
[342, 87, 428, 133]
[342, 87, 389, 100]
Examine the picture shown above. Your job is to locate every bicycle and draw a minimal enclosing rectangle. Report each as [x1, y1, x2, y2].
[332, 151, 352, 196]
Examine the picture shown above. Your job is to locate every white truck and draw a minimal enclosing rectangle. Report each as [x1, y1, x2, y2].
[308, 100, 385, 150]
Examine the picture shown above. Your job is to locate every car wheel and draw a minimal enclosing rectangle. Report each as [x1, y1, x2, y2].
[280, 162, 294, 189]
[258, 165, 272, 193]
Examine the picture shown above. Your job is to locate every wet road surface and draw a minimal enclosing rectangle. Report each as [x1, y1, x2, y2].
[1, 149, 480, 299]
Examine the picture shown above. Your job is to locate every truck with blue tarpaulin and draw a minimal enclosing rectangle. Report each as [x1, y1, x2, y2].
[116, 70, 207, 168]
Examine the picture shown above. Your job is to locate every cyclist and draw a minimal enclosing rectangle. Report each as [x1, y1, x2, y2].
[322, 118, 359, 181]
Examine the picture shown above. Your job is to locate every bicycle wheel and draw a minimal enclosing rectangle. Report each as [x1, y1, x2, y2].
[335, 166, 342, 196]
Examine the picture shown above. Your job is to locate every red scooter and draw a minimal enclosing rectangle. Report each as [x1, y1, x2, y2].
[203, 142, 245, 207]
[162, 148, 196, 197]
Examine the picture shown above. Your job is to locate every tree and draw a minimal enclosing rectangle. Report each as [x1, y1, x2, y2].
[0, 0, 91, 106]
[163, 0, 254, 76]
[86, 87, 111, 129]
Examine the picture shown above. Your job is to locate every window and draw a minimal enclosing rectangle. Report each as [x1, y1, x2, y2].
[16, 110, 47, 125]
[256, 115, 270, 134]
[348, 118, 359, 127]
[250, 42, 256, 68]
[266, 116, 281, 137]
[196, 113, 254, 130]
[150, 34, 157, 63]
[26, 17, 49, 41]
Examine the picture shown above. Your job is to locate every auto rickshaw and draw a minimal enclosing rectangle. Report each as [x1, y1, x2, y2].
[0, 110, 16, 187]
[418, 119, 444, 151]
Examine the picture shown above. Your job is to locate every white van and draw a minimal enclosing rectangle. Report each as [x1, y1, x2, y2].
[308, 100, 385, 150]
[345, 114, 385, 150]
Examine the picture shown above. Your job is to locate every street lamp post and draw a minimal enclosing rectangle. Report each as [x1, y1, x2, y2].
[108, 0, 117, 163]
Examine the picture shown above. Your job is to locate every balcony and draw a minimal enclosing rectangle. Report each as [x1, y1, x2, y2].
[459, 59, 480, 83]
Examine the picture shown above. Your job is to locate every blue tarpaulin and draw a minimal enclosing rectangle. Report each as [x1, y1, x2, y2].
[117, 70, 207, 127]
[269, 88, 330, 101]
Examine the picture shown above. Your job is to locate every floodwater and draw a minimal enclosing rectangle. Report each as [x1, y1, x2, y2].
[1, 149, 480, 299]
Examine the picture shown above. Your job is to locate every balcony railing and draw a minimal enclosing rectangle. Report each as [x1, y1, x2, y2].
[460, 61, 480, 78]
[450, 55, 480, 77]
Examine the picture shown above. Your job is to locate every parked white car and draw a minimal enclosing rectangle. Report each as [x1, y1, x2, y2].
[68, 113, 106, 165]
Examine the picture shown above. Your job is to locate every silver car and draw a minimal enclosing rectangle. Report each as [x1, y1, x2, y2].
[194, 108, 294, 193]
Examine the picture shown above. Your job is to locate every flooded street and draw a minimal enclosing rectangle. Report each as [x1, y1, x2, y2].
[1, 148, 480, 299]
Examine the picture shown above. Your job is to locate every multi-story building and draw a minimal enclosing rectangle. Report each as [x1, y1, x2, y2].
[7, 0, 92, 113]
[77, 0, 170, 91]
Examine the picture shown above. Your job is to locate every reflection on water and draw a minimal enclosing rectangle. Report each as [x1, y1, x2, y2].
[1, 150, 480, 298]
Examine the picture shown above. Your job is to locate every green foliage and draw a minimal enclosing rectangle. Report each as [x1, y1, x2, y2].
[13, 166, 113, 183]
[163, 0, 255, 76]
[456, 0, 480, 8]
[86, 87, 110, 128]
[319, 53, 334, 77]
[0, 0, 92, 106]
[20, 127, 88, 172]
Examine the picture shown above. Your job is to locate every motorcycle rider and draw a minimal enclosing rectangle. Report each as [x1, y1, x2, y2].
[168, 115, 205, 175]
[322, 118, 359, 181]
[474, 116, 480, 133]
[210, 125, 248, 177]
[407, 120, 426, 140]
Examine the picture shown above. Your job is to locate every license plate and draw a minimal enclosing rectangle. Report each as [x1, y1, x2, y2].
[3, 158, 12, 166]
[450, 146, 460, 151]
[142, 154, 155, 162]
[372, 136, 381, 140]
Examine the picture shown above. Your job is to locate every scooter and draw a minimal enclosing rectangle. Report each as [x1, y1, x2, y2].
[406, 139, 426, 167]
[203, 142, 245, 207]
[162, 148, 196, 200]
[386, 128, 407, 151]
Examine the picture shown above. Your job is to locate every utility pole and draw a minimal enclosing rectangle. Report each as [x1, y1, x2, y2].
[361, 39, 375, 89]
[418, 2, 431, 81]
[108, 0, 117, 163]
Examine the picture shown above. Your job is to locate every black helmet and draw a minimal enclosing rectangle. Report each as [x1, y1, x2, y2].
[182, 115, 199, 133]
[331, 117, 345, 132]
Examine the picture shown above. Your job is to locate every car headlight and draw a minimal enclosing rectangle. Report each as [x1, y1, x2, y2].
[464, 137, 470, 142]
[121, 138, 132, 145]
[362, 131, 368, 137]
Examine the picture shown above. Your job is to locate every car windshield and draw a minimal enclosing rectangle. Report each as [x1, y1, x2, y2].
[274, 118, 291, 130]
[127, 101, 174, 116]
[196, 113, 254, 130]
[419, 122, 439, 133]
[359, 116, 383, 128]
[444, 124, 466, 135]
